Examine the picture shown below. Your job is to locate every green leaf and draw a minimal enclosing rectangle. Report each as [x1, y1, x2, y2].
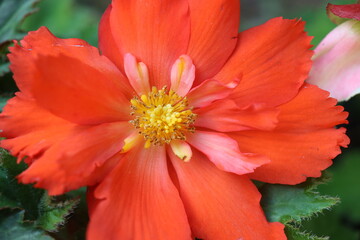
[0, 149, 44, 220]
[49, 188, 88, 240]
[0, 0, 40, 78]
[0, 0, 40, 46]
[37, 195, 79, 232]
[0, 149, 80, 234]
[22, 0, 100, 46]
[300, 150, 360, 239]
[285, 225, 328, 240]
[0, 210, 53, 240]
[260, 175, 339, 224]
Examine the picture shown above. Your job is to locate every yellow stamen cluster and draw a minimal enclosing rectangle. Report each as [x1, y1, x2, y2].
[130, 86, 196, 147]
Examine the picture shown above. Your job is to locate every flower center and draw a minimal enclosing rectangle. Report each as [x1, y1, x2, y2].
[130, 86, 196, 148]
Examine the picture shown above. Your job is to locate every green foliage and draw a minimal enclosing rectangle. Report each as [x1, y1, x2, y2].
[261, 174, 339, 224]
[0, 150, 45, 220]
[285, 225, 328, 240]
[50, 188, 89, 240]
[0, 0, 101, 78]
[21, 0, 101, 46]
[0, 0, 41, 77]
[0, 210, 53, 240]
[0, 149, 80, 237]
[301, 151, 360, 240]
[260, 174, 339, 240]
[0, 0, 40, 46]
[296, 0, 356, 46]
[37, 195, 79, 232]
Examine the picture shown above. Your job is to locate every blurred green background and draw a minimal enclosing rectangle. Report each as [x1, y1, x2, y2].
[1, 0, 360, 239]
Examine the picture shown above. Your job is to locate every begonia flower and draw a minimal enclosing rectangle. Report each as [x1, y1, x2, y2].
[0, 0, 349, 239]
[308, 3, 360, 101]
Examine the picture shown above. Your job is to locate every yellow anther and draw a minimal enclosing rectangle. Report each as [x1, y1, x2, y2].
[140, 94, 148, 103]
[130, 99, 138, 105]
[129, 86, 196, 147]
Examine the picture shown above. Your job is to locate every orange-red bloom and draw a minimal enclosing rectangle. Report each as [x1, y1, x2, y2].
[0, 0, 349, 239]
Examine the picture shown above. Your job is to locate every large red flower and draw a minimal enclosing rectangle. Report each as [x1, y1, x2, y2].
[0, 0, 349, 239]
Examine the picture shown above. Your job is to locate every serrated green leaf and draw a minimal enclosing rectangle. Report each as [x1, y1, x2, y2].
[0, 0, 40, 46]
[0, 210, 53, 240]
[260, 177, 339, 224]
[37, 195, 79, 232]
[48, 188, 88, 240]
[0, 149, 44, 220]
[0, 149, 83, 235]
[300, 151, 360, 239]
[285, 225, 329, 240]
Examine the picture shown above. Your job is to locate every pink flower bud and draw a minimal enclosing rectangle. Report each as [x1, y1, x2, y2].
[308, 19, 360, 101]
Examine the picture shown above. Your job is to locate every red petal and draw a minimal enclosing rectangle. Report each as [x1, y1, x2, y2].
[109, 0, 190, 88]
[187, 0, 240, 84]
[98, 5, 124, 72]
[186, 131, 269, 175]
[87, 146, 191, 240]
[274, 84, 348, 130]
[215, 17, 313, 108]
[194, 99, 279, 132]
[8, 27, 133, 125]
[0, 95, 74, 164]
[17, 122, 132, 195]
[327, 3, 360, 21]
[230, 84, 349, 184]
[169, 149, 286, 240]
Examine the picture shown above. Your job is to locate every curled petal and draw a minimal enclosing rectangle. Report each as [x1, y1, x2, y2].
[187, 79, 239, 108]
[170, 55, 195, 97]
[194, 99, 279, 132]
[186, 130, 269, 175]
[124, 53, 151, 95]
[308, 20, 360, 101]
[121, 131, 142, 153]
[169, 140, 192, 162]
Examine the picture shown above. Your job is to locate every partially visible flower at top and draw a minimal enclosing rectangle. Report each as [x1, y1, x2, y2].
[0, 0, 349, 239]
[327, 3, 360, 24]
[308, 3, 360, 101]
